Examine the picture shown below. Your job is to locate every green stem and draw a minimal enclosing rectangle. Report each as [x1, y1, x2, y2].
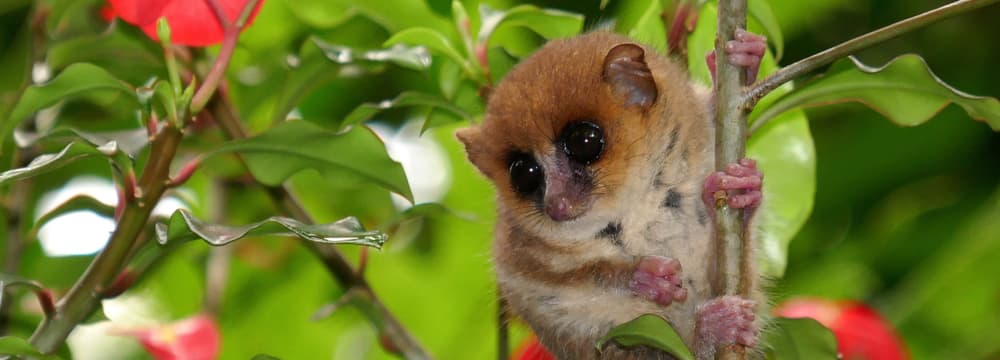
[189, 0, 260, 113]
[743, 0, 1000, 114]
[713, 0, 750, 359]
[28, 127, 183, 353]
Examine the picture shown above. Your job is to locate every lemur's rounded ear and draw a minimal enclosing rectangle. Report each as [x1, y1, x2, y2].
[456, 126, 486, 169]
[602, 43, 657, 110]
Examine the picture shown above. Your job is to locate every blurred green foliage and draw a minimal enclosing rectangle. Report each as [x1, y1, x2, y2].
[0, 0, 997, 359]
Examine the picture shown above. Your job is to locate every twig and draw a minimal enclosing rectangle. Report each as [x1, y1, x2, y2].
[713, 0, 749, 359]
[190, 0, 260, 113]
[29, 126, 184, 353]
[28, 0, 261, 352]
[743, 0, 1000, 114]
[208, 94, 431, 359]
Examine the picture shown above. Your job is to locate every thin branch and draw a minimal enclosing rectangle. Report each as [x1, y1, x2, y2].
[208, 94, 431, 360]
[190, 0, 260, 113]
[29, 127, 184, 353]
[742, 0, 1000, 112]
[204, 0, 231, 29]
[713, 0, 750, 359]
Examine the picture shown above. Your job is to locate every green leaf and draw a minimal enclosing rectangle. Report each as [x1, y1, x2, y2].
[3, 63, 135, 147]
[748, 0, 784, 61]
[210, 120, 413, 201]
[0, 142, 104, 186]
[312, 38, 431, 71]
[595, 314, 695, 360]
[627, 0, 667, 53]
[752, 55, 1000, 131]
[155, 209, 388, 249]
[271, 38, 430, 122]
[0, 336, 46, 357]
[748, 109, 815, 278]
[384, 27, 473, 75]
[15, 126, 149, 158]
[340, 91, 471, 129]
[476, 4, 583, 46]
[379, 202, 476, 230]
[251, 355, 283, 360]
[765, 318, 839, 360]
[31, 195, 116, 236]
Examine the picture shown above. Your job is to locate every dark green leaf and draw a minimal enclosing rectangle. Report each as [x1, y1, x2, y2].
[595, 314, 694, 360]
[340, 91, 470, 128]
[379, 202, 477, 230]
[3, 63, 135, 147]
[30, 195, 116, 237]
[271, 39, 429, 122]
[384, 27, 473, 75]
[476, 4, 583, 46]
[251, 355, 283, 360]
[748, 0, 784, 61]
[626, 0, 667, 53]
[0, 142, 105, 186]
[155, 209, 387, 249]
[0, 336, 46, 357]
[752, 55, 1000, 131]
[765, 318, 839, 360]
[211, 120, 412, 201]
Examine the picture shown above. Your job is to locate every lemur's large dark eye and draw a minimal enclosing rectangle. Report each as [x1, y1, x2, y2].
[561, 121, 605, 164]
[509, 154, 543, 196]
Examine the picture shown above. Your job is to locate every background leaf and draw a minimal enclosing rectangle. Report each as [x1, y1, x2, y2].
[210, 120, 413, 201]
[3, 63, 134, 146]
[748, 0, 784, 61]
[339, 91, 470, 129]
[476, 4, 583, 46]
[0, 142, 104, 186]
[595, 314, 695, 360]
[752, 55, 1000, 130]
[155, 209, 387, 248]
[765, 318, 839, 360]
[384, 27, 472, 75]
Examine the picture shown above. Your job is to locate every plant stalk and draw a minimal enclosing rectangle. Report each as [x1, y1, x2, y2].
[29, 127, 184, 353]
[713, 0, 750, 359]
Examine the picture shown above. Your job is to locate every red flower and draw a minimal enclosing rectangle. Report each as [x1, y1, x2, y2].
[512, 335, 555, 360]
[126, 314, 221, 360]
[106, 0, 262, 46]
[775, 298, 910, 360]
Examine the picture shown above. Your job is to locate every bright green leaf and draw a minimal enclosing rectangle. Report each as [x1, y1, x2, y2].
[748, 0, 784, 61]
[384, 27, 472, 75]
[0, 142, 104, 186]
[627, 0, 667, 53]
[765, 318, 839, 360]
[748, 109, 815, 278]
[155, 209, 387, 249]
[340, 91, 471, 128]
[752, 55, 1000, 131]
[476, 4, 583, 46]
[284, 0, 357, 28]
[4, 63, 135, 147]
[0, 336, 47, 357]
[210, 120, 413, 201]
[595, 314, 695, 360]
[379, 202, 476, 230]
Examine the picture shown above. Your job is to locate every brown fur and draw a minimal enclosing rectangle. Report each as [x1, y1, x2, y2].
[458, 32, 756, 360]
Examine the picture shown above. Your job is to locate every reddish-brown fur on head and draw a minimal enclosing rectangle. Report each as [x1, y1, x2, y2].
[457, 31, 707, 231]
